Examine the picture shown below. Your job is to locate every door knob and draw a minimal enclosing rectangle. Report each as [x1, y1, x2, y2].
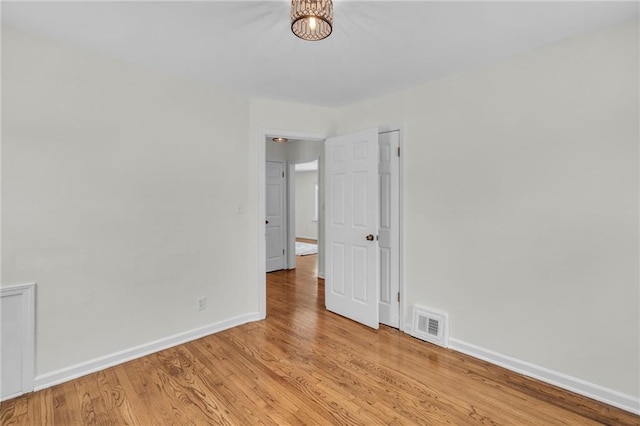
[266, 220, 269, 224]
[365, 234, 374, 241]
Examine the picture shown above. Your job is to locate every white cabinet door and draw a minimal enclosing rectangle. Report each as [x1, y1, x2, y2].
[266, 161, 286, 272]
[325, 128, 379, 329]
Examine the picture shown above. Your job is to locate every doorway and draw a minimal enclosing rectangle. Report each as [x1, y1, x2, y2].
[258, 127, 403, 330]
[294, 159, 320, 271]
[264, 136, 324, 274]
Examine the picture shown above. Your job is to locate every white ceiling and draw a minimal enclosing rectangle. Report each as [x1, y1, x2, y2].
[2, 1, 637, 107]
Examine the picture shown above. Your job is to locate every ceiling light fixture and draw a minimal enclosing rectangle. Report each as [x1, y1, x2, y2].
[272, 137, 288, 143]
[291, 0, 333, 41]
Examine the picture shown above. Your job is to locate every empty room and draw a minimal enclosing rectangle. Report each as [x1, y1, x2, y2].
[1, 1, 639, 424]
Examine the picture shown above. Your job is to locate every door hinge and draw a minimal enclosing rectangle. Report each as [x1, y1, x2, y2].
[397, 147, 400, 157]
[397, 292, 400, 303]
[282, 171, 285, 178]
[283, 249, 285, 255]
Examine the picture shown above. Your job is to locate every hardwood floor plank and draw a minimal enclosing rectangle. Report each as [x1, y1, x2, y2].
[194, 334, 324, 424]
[0, 396, 28, 426]
[50, 382, 83, 425]
[214, 330, 354, 425]
[121, 356, 195, 425]
[2, 254, 638, 425]
[26, 388, 54, 425]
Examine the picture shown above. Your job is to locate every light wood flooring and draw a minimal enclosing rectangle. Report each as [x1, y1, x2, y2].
[296, 238, 317, 244]
[1, 254, 638, 425]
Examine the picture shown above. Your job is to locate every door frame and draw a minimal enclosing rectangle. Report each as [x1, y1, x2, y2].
[257, 125, 405, 332]
[379, 124, 405, 332]
[286, 162, 297, 270]
[258, 129, 327, 320]
[287, 160, 321, 271]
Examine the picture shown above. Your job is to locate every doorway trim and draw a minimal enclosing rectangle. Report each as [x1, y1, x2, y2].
[378, 124, 405, 332]
[258, 128, 327, 319]
[286, 162, 297, 270]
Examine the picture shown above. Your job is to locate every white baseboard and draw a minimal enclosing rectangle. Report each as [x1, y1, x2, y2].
[448, 338, 640, 415]
[403, 322, 413, 335]
[368, 323, 639, 415]
[34, 312, 261, 391]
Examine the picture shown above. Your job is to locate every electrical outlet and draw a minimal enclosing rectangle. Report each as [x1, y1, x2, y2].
[197, 297, 206, 311]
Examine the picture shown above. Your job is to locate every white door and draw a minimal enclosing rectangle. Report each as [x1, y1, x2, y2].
[266, 161, 286, 272]
[378, 131, 400, 328]
[325, 128, 379, 329]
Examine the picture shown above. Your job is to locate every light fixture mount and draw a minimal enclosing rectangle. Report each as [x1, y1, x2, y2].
[272, 137, 288, 143]
[291, 0, 333, 41]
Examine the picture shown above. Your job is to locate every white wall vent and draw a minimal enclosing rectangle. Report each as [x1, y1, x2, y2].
[411, 306, 448, 348]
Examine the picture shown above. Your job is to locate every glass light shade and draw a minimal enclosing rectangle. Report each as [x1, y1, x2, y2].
[291, 0, 333, 41]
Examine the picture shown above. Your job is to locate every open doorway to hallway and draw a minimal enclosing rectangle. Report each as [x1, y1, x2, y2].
[265, 135, 324, 278]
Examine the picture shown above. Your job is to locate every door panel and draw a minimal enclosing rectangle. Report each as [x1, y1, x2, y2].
[379, 247, 391, 303]
[325, 128, 379, 329]
[330, 243, 345, 294]
[266, 161, 285, 272]
[378, 131, 400, 328]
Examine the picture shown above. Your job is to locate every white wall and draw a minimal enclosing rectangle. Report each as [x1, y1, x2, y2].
[265, 139, 288, 162]
[287, 140, 322, 165]
[1, 27, 255, 378]
[335, 20, 639, 399]
[1, 28, 337, 382]
[295, 171, 318, 240]
[265, 139, 322, 164]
